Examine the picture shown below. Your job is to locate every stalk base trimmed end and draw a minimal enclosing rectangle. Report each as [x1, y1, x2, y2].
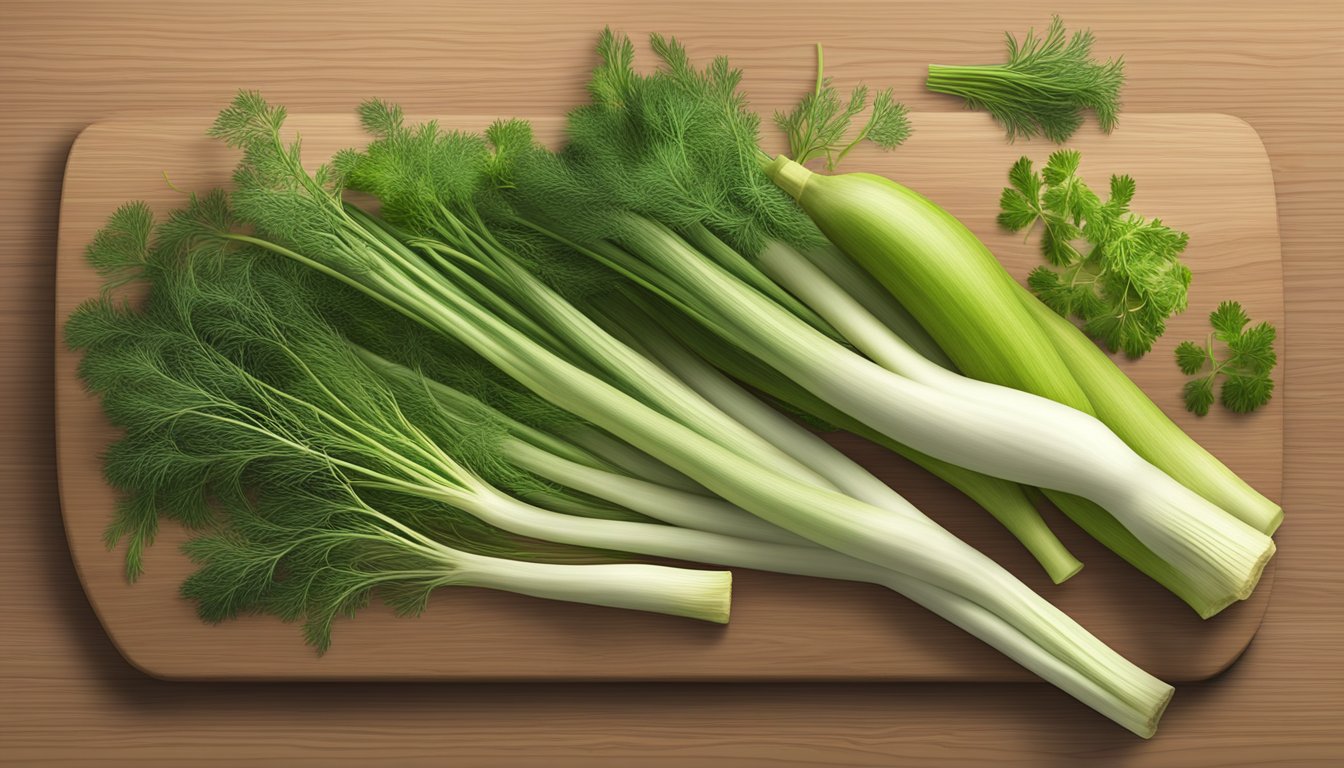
[1236, 537, 1277, 603]
[1259, 505, 1284, 537]
[687, 570, 734, 625]
[1133, 684, 1175, 740]
[1045, 556, 1084, 585]
[1191, 536, 1276, 619]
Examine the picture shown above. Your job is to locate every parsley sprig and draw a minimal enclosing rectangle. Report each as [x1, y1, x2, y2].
[999, 149, 1192, 357]
[1175, 301, 1277, 416]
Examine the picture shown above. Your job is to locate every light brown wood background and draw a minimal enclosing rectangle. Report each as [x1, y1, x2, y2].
[4, 0, 1341, 764]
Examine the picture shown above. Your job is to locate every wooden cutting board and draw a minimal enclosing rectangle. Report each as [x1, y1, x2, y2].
[55, 112, 1282, 682]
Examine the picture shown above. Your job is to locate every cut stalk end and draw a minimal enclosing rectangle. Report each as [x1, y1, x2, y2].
[765, 155, 814, 200]
[1133, 684, 1175, 740]
[1043, 552, 1085, 585]
[1257, 504, 1284, 537]
[1235, 537, 1277, 603]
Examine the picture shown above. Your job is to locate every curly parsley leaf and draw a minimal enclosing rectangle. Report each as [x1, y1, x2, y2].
[1000, 149, 1191, 357]
[1176, 301, 1277, 416]
[1173, 340, 1208, 376]
[1182, 377, 1217, 418]
[997, 157, 1043, 230]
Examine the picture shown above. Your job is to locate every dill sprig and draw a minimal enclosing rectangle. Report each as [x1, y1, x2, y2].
[999, 149, 1190, 357]
[1174, 301, 1277, 416]
[927, 16, 1125, 143]
[775, 44, 911, 170]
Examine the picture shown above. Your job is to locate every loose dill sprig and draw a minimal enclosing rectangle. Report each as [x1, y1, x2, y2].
[926, 16, 1125, 143]
[1175, 301, 1277, 416]
[999, 150, 1190, 357]
[775, 44, 911, 170]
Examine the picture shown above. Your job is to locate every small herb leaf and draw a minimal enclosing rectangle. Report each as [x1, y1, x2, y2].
[1209, 300, 1250, 340]
[1175, 301, 1277, 415]
[1002, 150, 1190, 357]
[1174, 340, 1208, 376]
[1182, 377, 1215, 417]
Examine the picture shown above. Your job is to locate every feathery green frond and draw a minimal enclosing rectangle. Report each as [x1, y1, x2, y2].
[866, 89, 913, 150]
[209, 90, 289, 148]
[179, 484, 477, 653]
[483, 118, 537, 186]
[339, 103, 491, 231]
[531, 30, 820, 256]
[73, 205, 674, 648]
[926, 16, 1125, 142]
[207, 91, 374, 272]
[589, 27, 638, 106]
[775, 45, 911, 170]
[85, 201, 155, 291]
[357, 98, 405, 138]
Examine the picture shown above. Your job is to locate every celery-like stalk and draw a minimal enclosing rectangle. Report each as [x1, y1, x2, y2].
[1020, 291, 1282, 534]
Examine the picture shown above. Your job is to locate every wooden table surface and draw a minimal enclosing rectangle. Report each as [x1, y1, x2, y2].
[3, 1, 1341, 764]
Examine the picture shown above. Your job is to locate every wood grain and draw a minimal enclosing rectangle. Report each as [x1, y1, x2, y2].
[4, 0, 1341, 764]
[56, 113, 1281, 682]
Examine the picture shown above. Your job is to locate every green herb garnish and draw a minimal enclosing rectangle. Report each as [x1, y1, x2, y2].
[775, 44, 911, 169]
[1175, 301, 1277, 416]
[926, 16, 1124, 143]
[999, 149, 1191, 357]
